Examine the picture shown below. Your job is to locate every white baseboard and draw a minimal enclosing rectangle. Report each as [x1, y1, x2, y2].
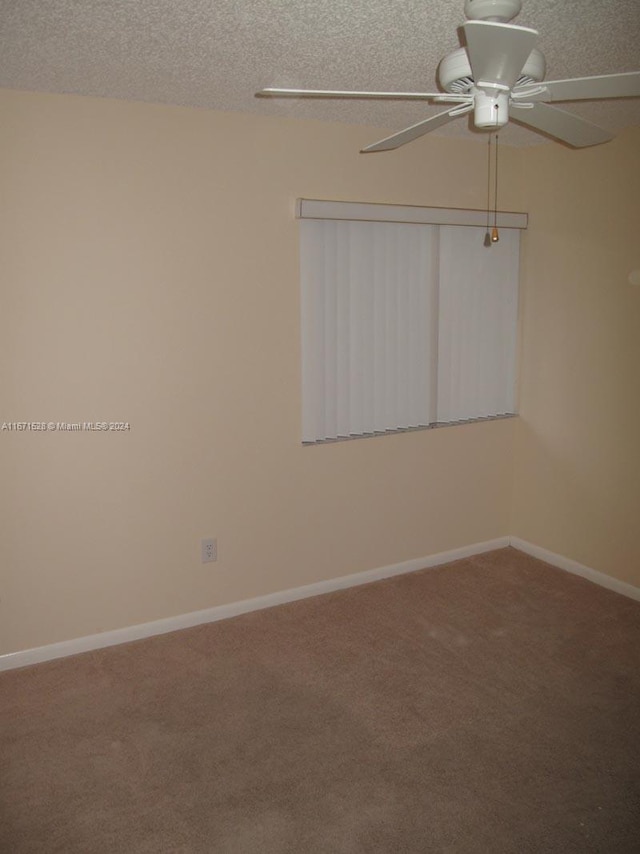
[4, 535, 637, 673]
[0, 536, 509, 673]
[509, 537, 640, 603]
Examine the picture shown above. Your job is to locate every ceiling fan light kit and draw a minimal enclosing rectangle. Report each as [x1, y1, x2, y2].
[256, 0, 640, 152]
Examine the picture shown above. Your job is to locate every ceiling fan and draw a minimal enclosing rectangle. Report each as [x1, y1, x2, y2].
[256, 0, 640, 152]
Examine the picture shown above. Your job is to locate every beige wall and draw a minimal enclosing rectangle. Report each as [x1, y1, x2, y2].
[513, 128, 640, 584]
[0, 89, 524, 655]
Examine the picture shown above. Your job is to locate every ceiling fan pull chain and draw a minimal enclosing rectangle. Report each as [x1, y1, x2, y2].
[491, 133, 500, 243]
[484, 135, 492, 246]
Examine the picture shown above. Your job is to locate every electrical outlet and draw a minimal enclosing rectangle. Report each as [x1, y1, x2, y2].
[201, 537, 217, 563]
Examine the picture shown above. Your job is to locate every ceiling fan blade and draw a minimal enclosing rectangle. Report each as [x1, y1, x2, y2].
[463, 21, 538, 89]
[361, 108, 464, 153]
[511, 103, 614, 147]
[513, 71, 640, 103]
[256, 88, 442, 101]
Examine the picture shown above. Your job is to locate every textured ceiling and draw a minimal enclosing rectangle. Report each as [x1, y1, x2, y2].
[1, 0, 639, 147]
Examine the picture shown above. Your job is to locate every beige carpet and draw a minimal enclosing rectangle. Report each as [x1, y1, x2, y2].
[2, 547, 640, 853]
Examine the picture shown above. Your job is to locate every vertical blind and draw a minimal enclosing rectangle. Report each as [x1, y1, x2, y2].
[300, 220, 438, 442]
[300, 212, 521, 443]
[437, 225, 520, 423]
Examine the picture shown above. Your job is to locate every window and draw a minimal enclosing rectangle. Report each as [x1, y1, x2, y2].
[298, 200, 525, 444]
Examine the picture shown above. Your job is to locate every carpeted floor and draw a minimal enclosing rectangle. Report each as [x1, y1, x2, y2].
[2, 547, 640, 853]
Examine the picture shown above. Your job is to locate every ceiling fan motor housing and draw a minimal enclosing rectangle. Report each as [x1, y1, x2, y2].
[438, 45, 546, 100]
